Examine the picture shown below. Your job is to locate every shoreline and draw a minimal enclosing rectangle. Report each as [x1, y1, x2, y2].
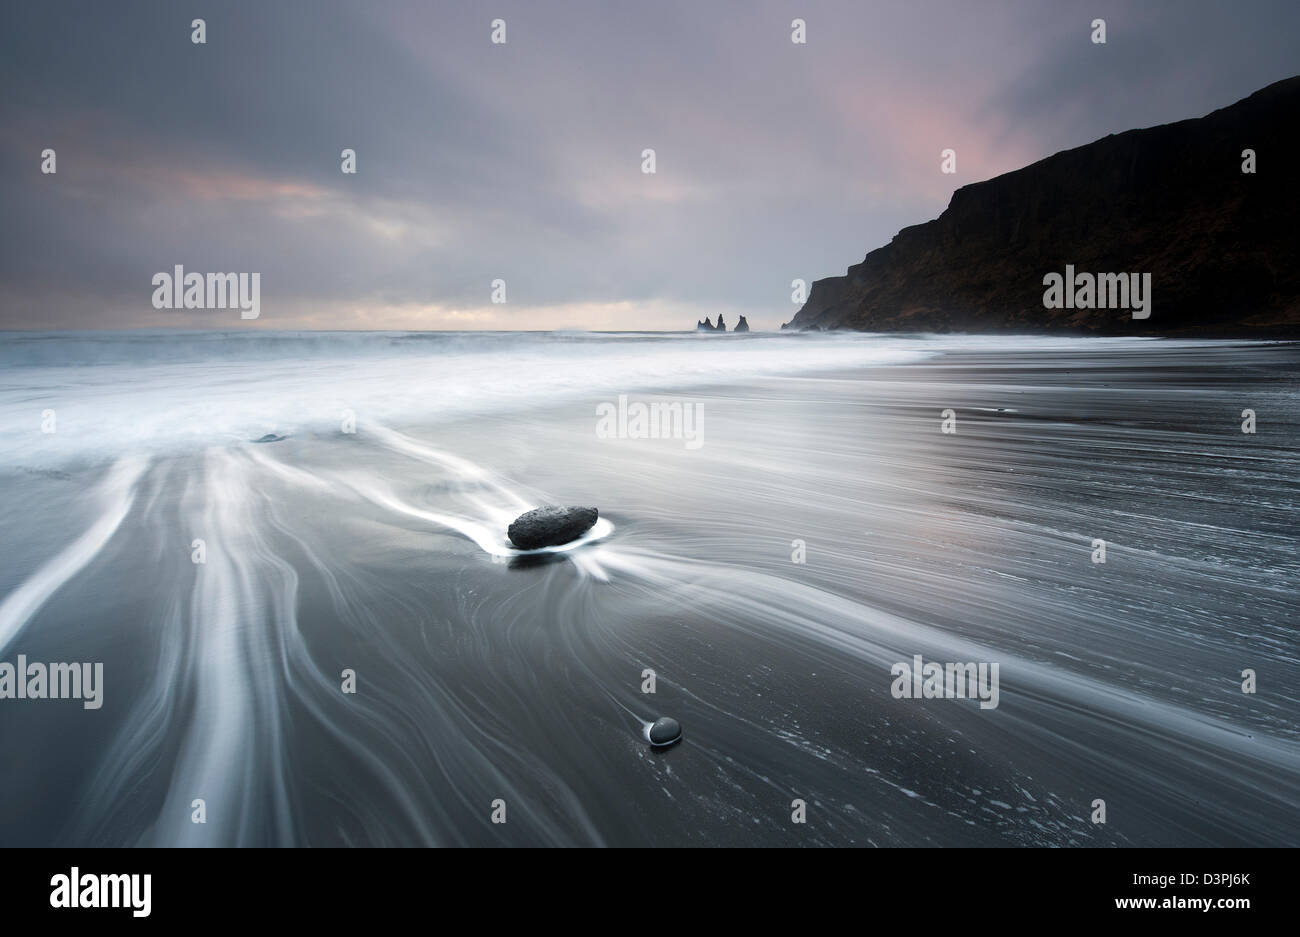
[0, 337, 1296, 846]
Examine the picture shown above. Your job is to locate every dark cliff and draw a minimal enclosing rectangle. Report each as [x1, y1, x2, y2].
[785, 77, 1300, 335]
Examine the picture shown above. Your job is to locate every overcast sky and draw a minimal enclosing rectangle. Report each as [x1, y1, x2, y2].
[2, 0, 1297, 331]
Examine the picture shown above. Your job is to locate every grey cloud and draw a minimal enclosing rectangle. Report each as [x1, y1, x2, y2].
[1, 0, 1296, 330]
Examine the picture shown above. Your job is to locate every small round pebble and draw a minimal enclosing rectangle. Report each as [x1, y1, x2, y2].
[647, 716, 682, 747]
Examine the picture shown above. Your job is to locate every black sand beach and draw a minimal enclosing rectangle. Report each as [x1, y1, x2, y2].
[0, 334, 1297, 846]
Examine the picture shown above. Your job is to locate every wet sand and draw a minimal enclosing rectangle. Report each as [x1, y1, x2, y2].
[0, 337, 1297, 846]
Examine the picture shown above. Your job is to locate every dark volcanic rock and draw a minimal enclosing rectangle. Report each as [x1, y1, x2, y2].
[507, 505, 598, 550]
[715, 314, 727, 332]
[253, 433, 287, 443]
[647, 716, 681, 747]
[696, 316, 717, 331]
[784, 77, 1300, 337]
[734, 315, 750, 332]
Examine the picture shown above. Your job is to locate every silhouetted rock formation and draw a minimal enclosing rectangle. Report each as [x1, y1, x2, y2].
[696, 317, 717, 331]
[734, 315, 750, 332]
[716, 314, 728, 332]
[784, 77, 1300, 336]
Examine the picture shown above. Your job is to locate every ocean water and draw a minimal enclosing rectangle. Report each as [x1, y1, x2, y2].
[0, 330, 1297, 846]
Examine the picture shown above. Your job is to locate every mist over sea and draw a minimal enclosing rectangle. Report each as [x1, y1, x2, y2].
[0, 330, 1297, 846]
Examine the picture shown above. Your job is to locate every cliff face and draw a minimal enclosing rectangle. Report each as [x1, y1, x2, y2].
[785, 77, 1300, 335]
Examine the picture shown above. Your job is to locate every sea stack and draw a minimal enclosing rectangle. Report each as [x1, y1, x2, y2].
[734, 315, 750, 333]
[715, 314, 727, 332]
[507, 506, 599, 550]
